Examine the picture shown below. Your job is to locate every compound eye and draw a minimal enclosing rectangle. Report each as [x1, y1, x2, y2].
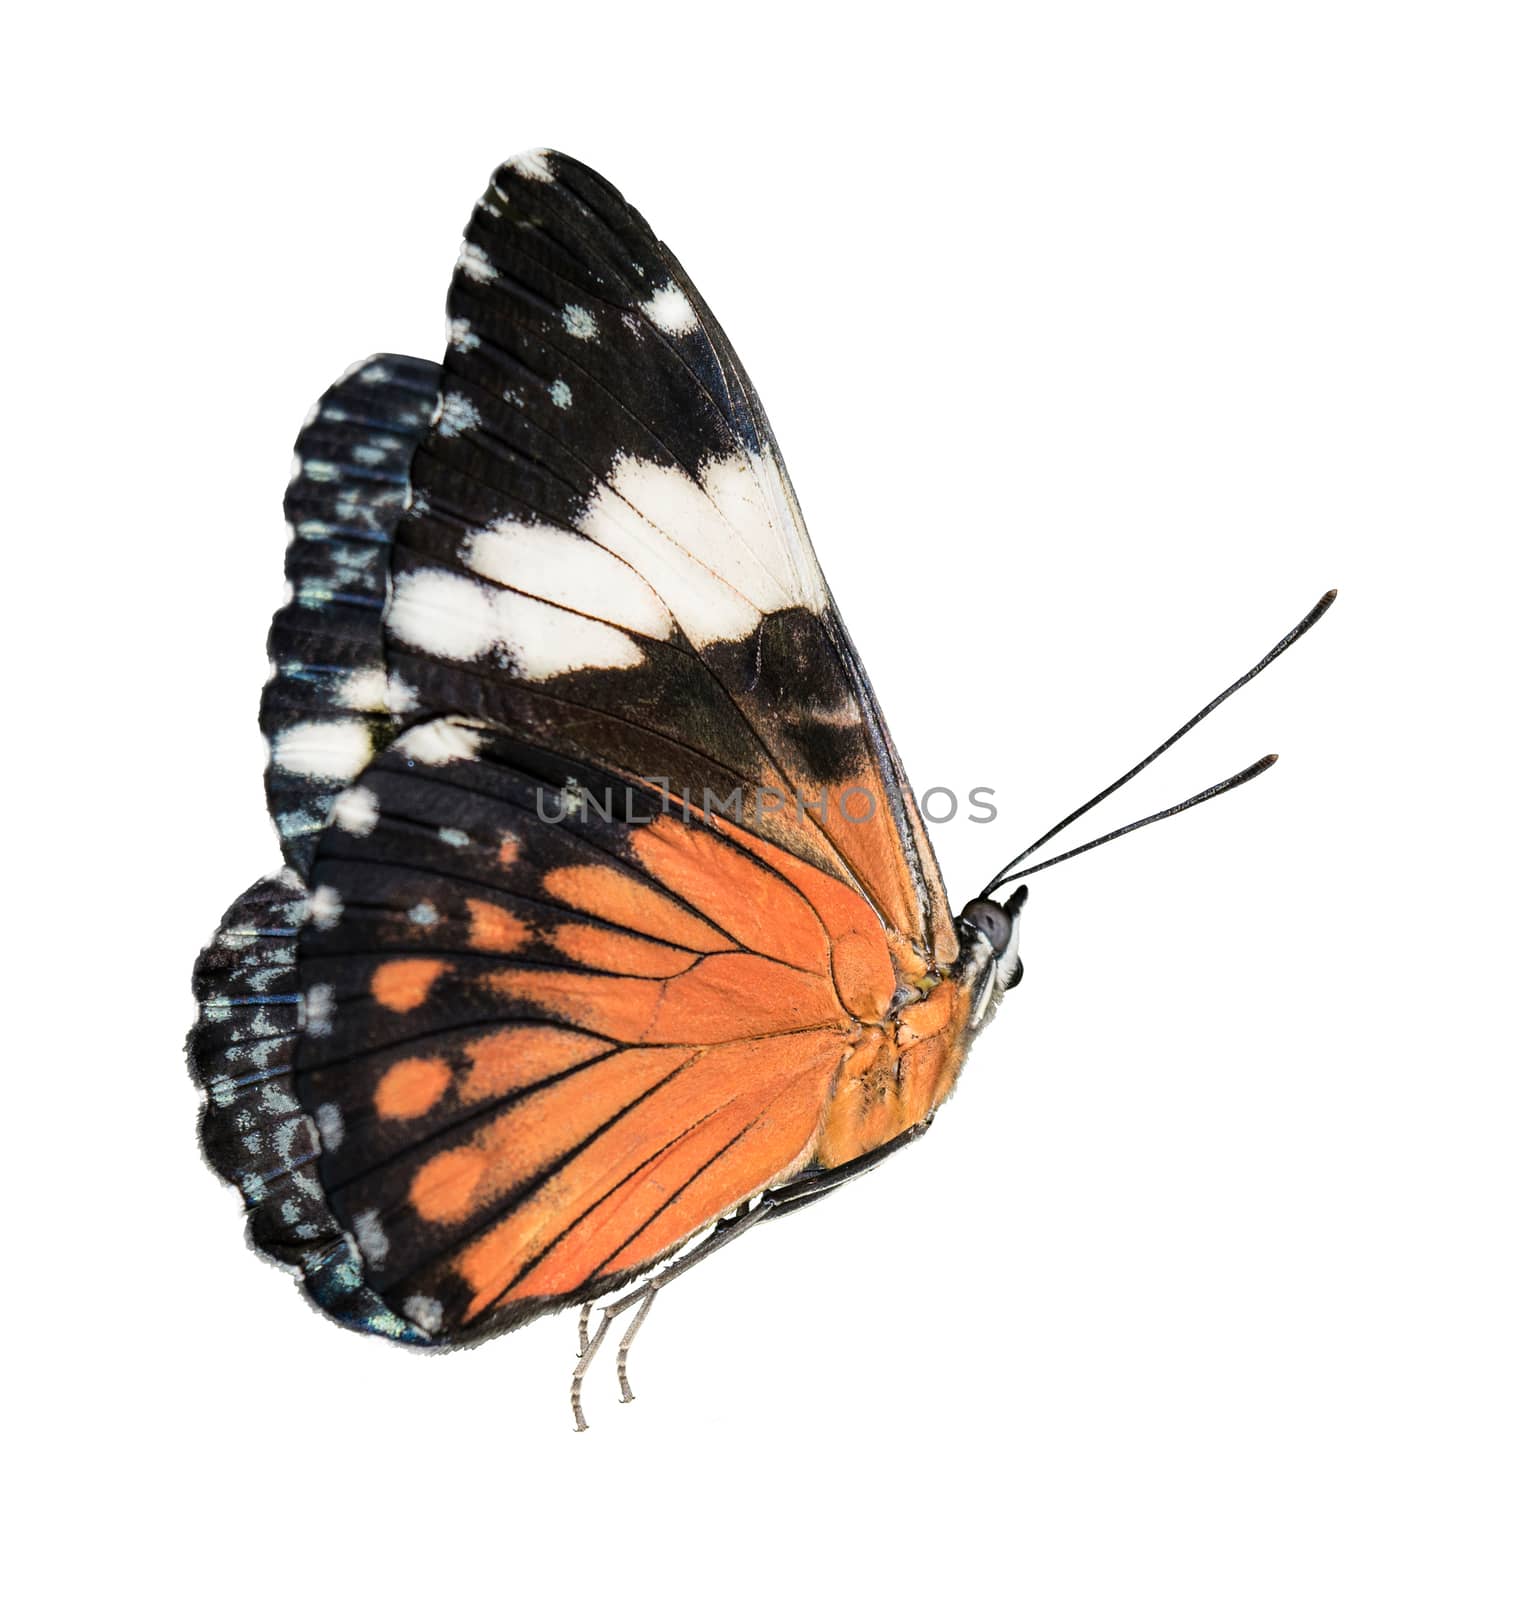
[959, 898, 1013, 953]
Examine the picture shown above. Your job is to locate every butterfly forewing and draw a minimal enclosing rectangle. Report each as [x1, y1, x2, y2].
[389, 151, 955, 966]
[290, 720, 904, 1339]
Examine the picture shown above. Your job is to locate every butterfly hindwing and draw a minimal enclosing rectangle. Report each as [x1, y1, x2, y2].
[263, 353, 441, 870]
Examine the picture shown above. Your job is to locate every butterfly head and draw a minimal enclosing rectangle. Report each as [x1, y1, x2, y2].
[956, 883, 1028, 1030]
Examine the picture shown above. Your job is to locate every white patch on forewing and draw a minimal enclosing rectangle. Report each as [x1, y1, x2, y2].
[403, 1295, 444, 1335]
[409, 901, 439, 927]
[508, 149, 554, 182]
[438, 827, 470, 848]
[561, 305, 597, 340]
[394, 719, 484, 766]
[549, 378, 572, 409]
[457, 242, 497, 282]
[337, 668, 419, 714]
[705, 448, 829, 613]
[465, 520, 673, 640]
[641, 282, 700, 336]
[309, 885, 344, 930]
[437, 392, 480, 437]
[388, 570, 643, 678]
[271, 719, 372, 780]
[570, 450, 827, 647]
[314, 1102, 344, 1150]
[387, 571, 501, 658]
[448, 317, 480, 352]
[332, 786, 380, 835]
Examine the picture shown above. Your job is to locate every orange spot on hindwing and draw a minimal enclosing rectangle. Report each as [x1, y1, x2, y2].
[465, 898, 528, 953]
[410, 1147, 487, 1224]
[374, 1057, 451, 1119]
[372, 958, 447, 1012]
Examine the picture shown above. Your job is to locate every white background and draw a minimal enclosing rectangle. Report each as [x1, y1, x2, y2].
[7, 3, 1521, 1596]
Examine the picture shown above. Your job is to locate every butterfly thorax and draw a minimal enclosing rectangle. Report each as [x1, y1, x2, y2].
[813, 959, 978, 1169]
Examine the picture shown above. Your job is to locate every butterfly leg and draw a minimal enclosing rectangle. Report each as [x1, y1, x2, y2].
[616, 1288, 658, 1405]
[571, 1306, 622, 1432]
[568, 1197, 778, 1431]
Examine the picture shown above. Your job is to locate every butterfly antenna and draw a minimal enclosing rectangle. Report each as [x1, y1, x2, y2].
[980, 589, 1336, 898]
[989, 754, 1278, 887]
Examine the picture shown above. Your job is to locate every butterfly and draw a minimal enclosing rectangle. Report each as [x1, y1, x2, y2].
[190, 149, 1333, 1427]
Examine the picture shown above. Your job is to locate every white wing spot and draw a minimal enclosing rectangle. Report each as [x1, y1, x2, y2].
[561, 305, 597, 340]
[409, 901, 440, 927]
[353, 1209, 390, 1268]
[395, 719, 485, 766]
[304, 983, 335, 1038]
[438, 827, 470, 849]
[437, 393, 480, 437]
[458, 242, 497, 283]
[389, 570, 643, 679]
[549, 379, 573, 409]
[337, 668, 418, 714]
[465, 519, 671, 640]
[403, 1295, 444, 1334]
[642, 282, 699, 336]
[508, 149, 555, 182]
[333, 786, 380, 835]
[314, 1102, 344, 1150]
[271, 719, 372, 780]
[573, 449, 828, 647]
[309, 885, 344, 930]
[448, 318, 480, 352]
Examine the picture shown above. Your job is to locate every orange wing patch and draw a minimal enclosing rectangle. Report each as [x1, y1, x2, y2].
[374, 1056, 452, 1120]
[543, 863, 732, 952]
[311, 755, 974, 1339]
[630, 818, 827, 969]
[465, 898, 529, 953]
[459, 1026, 609, 1102]
[488, 953, 841, 1045]
[551, 922, 698, 979]
[372, 958, 448, 1012]
[409, 1045, 691, 1229]
[402, 819, 972, 1321]
[457, 1031, 844, 1315]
